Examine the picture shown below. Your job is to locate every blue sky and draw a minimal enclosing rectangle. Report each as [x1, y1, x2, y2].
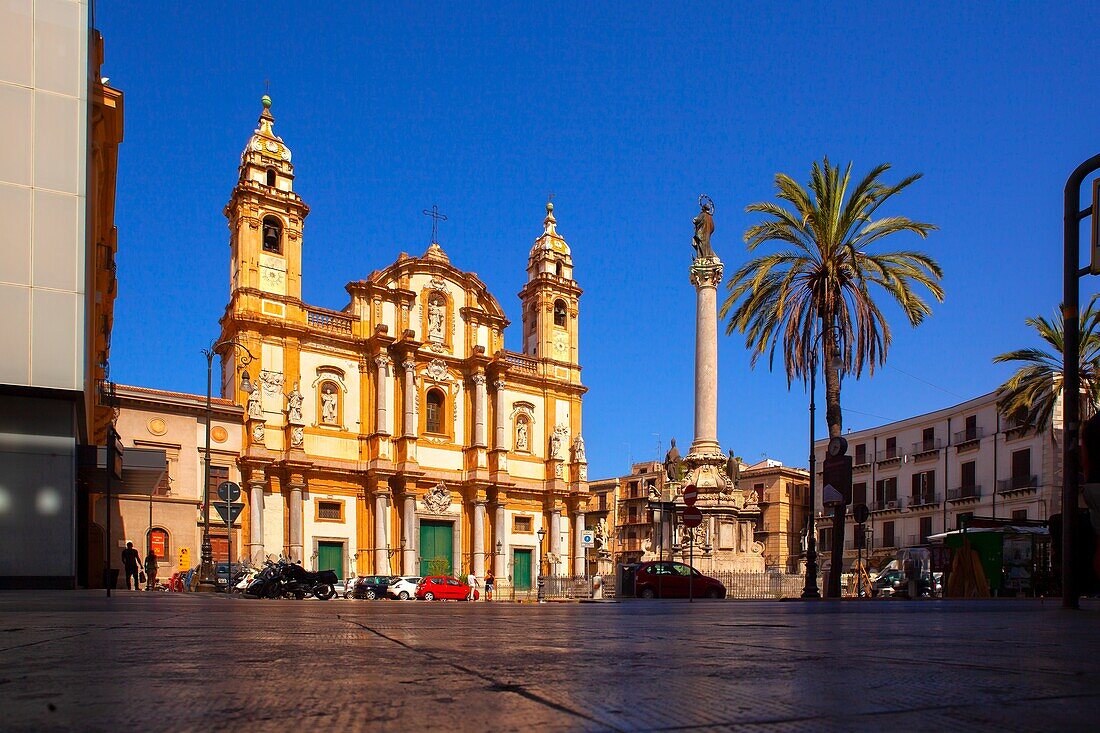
[98, 2, 1100, 480]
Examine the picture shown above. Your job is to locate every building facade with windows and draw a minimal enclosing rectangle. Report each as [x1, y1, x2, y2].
[814, 391, 1058, 571]
[216, 98, 589, 591]
[742, 460, 810, 573]
[0, 7, 123, 588]
[94, 385, 244, 586]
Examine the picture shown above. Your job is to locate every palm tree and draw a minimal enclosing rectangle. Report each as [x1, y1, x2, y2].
[994, 296, 1100, 427]
[721, 158, 943, 597]
[721, 157, 944, 440]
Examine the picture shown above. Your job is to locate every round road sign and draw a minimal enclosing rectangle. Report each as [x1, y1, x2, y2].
[853, 503, 870, 524]
[682, 486, 698, 506]
[682, 506, 703, 529]
[217, 481, 241, 502]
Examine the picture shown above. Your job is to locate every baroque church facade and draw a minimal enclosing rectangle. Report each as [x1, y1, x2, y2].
[218, 97, 589, 589]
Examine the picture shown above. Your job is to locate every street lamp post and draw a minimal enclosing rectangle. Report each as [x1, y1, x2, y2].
[803, 325, 842, 600]
[536, 527, 547, 603]
[1062, 153, 1100, 610]
[195, 339, 255, 593]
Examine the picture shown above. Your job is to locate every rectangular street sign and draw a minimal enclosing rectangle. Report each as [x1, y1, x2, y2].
[822, 453, 854, 505]
[581, 531, 595, 548]
[214, 502, 244, 523]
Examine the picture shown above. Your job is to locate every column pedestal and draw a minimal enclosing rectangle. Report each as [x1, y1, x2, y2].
[248, 474, 265, 564]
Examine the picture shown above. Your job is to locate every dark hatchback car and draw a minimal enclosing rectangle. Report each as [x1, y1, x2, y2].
[633, 561, 726, 599]
[352, 575, 390, 600]
[216, 563, 247, 591]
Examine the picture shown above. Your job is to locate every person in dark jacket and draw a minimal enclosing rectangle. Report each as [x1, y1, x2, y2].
[121, 541, 141, 590]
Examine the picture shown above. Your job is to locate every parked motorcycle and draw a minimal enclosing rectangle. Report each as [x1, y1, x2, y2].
[280, 562, 337, 600]
[243, 559, 337, 600]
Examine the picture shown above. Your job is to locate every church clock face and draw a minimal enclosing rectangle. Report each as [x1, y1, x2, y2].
[552, 330, 568, 358]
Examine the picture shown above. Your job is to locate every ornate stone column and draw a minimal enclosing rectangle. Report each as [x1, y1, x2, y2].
[573, 510, 586, 577]
[493, 379, 506, 449]
[402, 492, 417, 574]
[247, 469, 265, 564]
[374, 355, 391, 434]
[287, 474, 304, 563]
[472, 500, 487, 579]
[374, 490, 390, 573]
[401, 360, 417, 438]
[494, 501, 506, 579]
[472, 374, 488, 447]
[688, 256, 724, 457]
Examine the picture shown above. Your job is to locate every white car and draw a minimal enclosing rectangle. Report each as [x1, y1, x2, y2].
[334, 577, 355, 599]
[387, 576, 422, 600]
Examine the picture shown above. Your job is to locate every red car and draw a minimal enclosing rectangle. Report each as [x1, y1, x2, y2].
[415, 575, 479, 601]
[633, 561, 726, 599]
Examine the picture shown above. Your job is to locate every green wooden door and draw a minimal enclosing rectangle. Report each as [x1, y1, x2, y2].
[317, 541, 345, 580]
[419, 521, 454, 577]
[513, 549, 532, 590]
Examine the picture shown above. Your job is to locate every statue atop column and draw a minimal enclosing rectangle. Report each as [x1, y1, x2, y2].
[664, 437, 682, 481]
[692, 195, 716, 260]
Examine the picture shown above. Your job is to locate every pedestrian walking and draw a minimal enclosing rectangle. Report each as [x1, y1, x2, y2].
[121, 541, 141, 590]
[484, 570, 494, 601]
[144, 549, 158, 591]
[466, 570, 479, 600]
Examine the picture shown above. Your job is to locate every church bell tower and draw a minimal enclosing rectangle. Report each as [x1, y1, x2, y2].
[519, 202, 581, 371]
[224, 95, 309, 306]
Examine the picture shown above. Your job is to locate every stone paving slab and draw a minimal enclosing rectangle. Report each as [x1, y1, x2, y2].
[1, 593, 1098, 731]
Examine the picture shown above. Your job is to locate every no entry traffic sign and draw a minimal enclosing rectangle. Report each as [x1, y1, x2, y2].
[682, 486, 698, 506]
[682, 506, 703, 529]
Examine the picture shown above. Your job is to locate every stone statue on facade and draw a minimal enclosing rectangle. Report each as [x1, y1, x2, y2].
[692, 195, 716, 260]
[247, 389, 263, 420]
[549, 429, 563, 460]
[286, 381, 304, 423]
[516, 420, 529, 451]
[571, 435, 586, 463]
[664, 437, 682, 481]
[427, 294, 446, 343]
[320, 385, 338, 424]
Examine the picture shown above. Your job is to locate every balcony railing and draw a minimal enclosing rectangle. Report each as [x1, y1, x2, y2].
[871, 498, 904, 512]
[911, 438, 944, 454]
[997, 475, 1038, 493]
[876, 448, 901, 462]
[306, 307, 353, 334]
[953, 427, 984, 444]
[854, 454, 870, 466]
[947, 485, 982, 501]
[503, 351, 539, 375]
[909, 491, 941, 507]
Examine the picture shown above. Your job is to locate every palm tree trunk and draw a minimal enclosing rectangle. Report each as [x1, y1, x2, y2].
[822, 322, 846, 598]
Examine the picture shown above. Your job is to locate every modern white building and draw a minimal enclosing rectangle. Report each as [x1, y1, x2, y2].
[0, 3, 124, 588]
[814, 391, 1059, 570]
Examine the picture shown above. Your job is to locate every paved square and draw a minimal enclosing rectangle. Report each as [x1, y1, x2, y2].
[1, 593, 1098, 731]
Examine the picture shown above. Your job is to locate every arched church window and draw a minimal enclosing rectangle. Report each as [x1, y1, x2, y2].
[266, 168, 277, 187]
[426, 389, 445, 434]
[319, 381, 341, 426]
[555, 262, 563, 278]
[554, 299, 567, 328]
[262, 215, 283, 254]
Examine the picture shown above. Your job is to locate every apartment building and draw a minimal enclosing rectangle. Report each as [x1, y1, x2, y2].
[742, 460, 809, 573]
[814, 391, 1057, 571]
